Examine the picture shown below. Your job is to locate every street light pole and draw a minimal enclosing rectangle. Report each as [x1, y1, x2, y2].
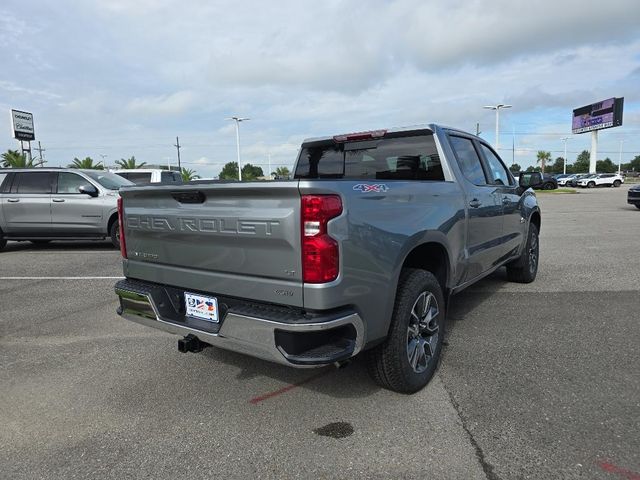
[561, 137, 570, 175]
[483, 104, 512, 151]
[228, 116, 250, 181]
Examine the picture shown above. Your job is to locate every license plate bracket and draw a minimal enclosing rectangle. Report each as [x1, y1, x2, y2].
[184, 292, 219, 323]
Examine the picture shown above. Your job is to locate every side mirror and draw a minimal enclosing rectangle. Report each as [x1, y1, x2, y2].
[79, 184, 99, 197]
[519, 172, 542, 188]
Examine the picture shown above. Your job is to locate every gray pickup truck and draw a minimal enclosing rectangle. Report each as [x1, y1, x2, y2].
[114, 124, 541, 393]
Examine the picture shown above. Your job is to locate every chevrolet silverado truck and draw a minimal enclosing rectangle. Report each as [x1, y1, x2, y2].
[114, 124, 541, 393]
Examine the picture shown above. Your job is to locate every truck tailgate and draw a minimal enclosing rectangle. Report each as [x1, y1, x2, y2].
[120, 182, 304, 307]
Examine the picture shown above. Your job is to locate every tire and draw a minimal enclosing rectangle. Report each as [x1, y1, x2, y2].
[587, 182, 595, 188]
[110, 221, 120, 249]
[613, 180, 621, 187]
[506, 223, 539, 283]
[0, 238, 6, 251]
[367, 269, 445, 394]
[543, 182, 554, 190]
[636, 205, 640, 210]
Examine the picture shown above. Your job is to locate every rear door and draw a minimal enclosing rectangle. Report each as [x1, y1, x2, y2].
[50, 172, 104, 233]
[448, 135, 504, 281]
[477, 142, 523, 260]
[1, 172, 53, 234]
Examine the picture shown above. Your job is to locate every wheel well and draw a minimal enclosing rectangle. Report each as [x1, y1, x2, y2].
[401, 242, 449, 293]
[107, 213, 119, 233]
[530, 211, 541, 233]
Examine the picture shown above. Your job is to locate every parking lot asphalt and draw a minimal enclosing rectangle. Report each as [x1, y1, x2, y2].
[1, 185, 638, 480]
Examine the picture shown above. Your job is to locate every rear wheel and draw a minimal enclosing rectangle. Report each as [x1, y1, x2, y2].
[543, 182, 554, 190]
[613, 180, 621, 187]
[506, 223, 539, 283]
[110, 221, 120, 249]
[0, 238, 6, 251]
[367, 269, 445, 393]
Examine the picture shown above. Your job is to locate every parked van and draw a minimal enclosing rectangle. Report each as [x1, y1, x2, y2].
[112, 169, 182, 185]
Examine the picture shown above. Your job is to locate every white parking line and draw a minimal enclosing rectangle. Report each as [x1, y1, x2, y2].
[0, 276, 125, 280]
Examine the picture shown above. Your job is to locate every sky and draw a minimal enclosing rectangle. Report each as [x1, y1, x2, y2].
[1, 0, 640, 178]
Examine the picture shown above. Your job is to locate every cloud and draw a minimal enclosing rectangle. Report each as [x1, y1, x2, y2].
[126, 91, 197, 116]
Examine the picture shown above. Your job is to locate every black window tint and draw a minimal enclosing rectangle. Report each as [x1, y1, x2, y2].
[115, 172, 129, 179]
[449, 136, 487, 186]
[125, 172, 152, 184]
[57, 172, 90, 193]
[15, 172, 53, 193]
[161, 171, 182, 183]
[480, 144, 511, 186]
[295, 134, 444, 181]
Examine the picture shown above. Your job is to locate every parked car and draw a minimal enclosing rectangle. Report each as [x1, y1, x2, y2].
[557, 174, 577, 186]
[578, 173, 624, 188]
[114, 124, 541, 393]
[112, 169, 182, 185]
[568, 173, 592, 187]
[0, 168, 133, 251]
[627, 184, 640, 209]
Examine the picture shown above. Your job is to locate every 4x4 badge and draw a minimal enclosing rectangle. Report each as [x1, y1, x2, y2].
[353, 183, 389, 193]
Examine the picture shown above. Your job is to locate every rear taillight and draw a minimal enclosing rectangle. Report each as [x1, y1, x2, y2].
[301, 195, 342, 283]
[117, 196, 127, 259]
[333, 129, 386, 143]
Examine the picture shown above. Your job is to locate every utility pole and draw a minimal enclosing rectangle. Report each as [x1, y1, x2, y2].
[174, 136, 182, 170]
[476, 123, 481, 136]
[618, 140, 624, 175]
[268, 153, 272, 179]
[34, 141, 45, 166]
[483, 104, 512, 151]
[561, 137, 570, 175]
[99, 154, 108, 170]
[227, 117, 250, 181]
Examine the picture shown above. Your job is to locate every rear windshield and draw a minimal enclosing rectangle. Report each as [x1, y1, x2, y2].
[294, 134, 444, 181]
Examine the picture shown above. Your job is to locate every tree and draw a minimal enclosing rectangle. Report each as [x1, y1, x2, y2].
[218, 161, 239, 180]
[547, 157, 565, 174]
[241, 163, 263, 181]
[274, 166, 291, 179]
[536, 151, 551, 173]
[525, 165, 542, 173]
[115, 156, 146, 169]
[1, 149, 44, 168]
[68, 157, 103, 169]
[180, 167, 200, 182]
[572, 150, 590, 173]
[596, 158, 616, 173]
[621, 155, 640, 172]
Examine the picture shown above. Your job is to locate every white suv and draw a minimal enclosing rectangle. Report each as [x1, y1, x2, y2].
[578, 173, 624, 188]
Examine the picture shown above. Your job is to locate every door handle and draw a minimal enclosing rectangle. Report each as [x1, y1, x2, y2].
[469, 199, 482, 208]
[52, 198, 65, 203]
[7, 198, 19, 203]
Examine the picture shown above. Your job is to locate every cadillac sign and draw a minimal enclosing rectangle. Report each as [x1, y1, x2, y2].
[11, 109, 35, 141]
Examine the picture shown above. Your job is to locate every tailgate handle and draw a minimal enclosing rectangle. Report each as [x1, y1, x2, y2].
[171, 191, 206, 204]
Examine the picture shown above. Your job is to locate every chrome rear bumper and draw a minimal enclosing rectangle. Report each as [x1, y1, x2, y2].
[115, 284, 364, 367]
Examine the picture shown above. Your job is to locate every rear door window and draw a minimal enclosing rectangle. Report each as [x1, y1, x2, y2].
[161, 171, 182, 183]
[449, 136, 487, 186]
[124, 172, 152, 184]
[479, 144, 512, 186]
[295, 133, 444, 181]
[14, 172, 53, 193]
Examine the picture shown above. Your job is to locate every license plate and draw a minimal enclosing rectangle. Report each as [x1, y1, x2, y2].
[184, 292, 219, 323]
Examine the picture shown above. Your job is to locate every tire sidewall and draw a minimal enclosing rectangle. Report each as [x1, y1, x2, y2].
[110, 221, 120, 249]
[388, 270, 445, 392]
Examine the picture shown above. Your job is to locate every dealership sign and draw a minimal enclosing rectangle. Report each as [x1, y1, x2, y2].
[10, 109, 35, 141]
[571, 98, 624, 134]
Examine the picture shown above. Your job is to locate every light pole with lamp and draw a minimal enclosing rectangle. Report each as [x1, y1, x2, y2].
[227, 116, 250, 181]
[483, 104, 512, 151]
[560, 137, 570, 175]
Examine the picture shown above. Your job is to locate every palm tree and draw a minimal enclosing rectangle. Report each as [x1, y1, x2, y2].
[68, 157, 103, 169]
[274, 166, 291, 179]
[180, 167, 200, 182]
[536, 151, 551, 173]
[1, 149, 44, 168]
[115, 156, 146, 169]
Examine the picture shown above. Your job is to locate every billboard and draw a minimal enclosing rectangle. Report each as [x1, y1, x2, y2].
[10, 109, 35, 141]
[572, 98, 623, 134]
